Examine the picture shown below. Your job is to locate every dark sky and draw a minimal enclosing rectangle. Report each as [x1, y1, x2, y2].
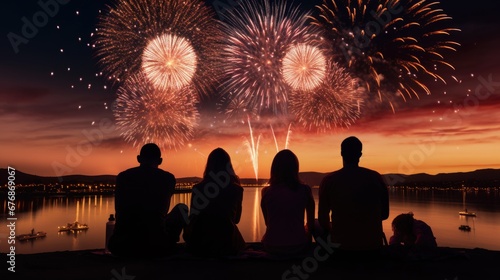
[2, 0, 499, 87]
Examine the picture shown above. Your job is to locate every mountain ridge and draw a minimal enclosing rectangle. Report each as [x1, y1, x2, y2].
[1, 168, 499, 188]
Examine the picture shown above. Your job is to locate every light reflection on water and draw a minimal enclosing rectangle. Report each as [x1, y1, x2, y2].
[1, 188, 499, 254]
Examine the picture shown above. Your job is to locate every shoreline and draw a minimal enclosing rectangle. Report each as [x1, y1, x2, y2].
[2, 185, 500, 198]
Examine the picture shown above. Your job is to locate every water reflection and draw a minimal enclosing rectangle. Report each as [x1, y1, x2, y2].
[1, 188, 499, 254]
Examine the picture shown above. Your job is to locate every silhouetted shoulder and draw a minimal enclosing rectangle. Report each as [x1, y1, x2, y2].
[157, 168, 175, 182]
[117, 166, 175, 191]
[319, 170, 342, 185]
[358, 167, 383, 177]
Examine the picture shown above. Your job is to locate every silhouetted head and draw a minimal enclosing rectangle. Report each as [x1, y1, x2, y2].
[392, 212, 415, 236]
[137, 143, 162, 167]
[204, 147, 239, 184]
[341, 136, 362, 165]
[269, 149, 301, 189]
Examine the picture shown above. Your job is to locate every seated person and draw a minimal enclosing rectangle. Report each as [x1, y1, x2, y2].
[388, 212, 437, 259]
[108, 143, 187, 257]
[318, 137, 389, 253]
[389, 212, 437, 247]
[260, 150, 315, 256]
[183, 148, 245, 257]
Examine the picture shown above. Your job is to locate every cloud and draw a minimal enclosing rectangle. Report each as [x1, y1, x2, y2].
[0, 86, 50, 103]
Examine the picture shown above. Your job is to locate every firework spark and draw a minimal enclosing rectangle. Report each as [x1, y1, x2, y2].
[95, 0, 222, 96]
[312, 0, 460, 104]
[221, 0, 322, 116]
[243, 118, 261, 181]
[290, 63, 365, 131]
[283, 44, 327, 91]
[113, 73, 199, 150]
[142, 33, 198, 91]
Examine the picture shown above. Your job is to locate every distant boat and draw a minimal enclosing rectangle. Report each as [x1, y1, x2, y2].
[58, 221, 89, 232]
[459, 225, 471, 231]
[16, 229, 47, 241]
[459, 209, 476, 217]
[460, 187, 476, 217]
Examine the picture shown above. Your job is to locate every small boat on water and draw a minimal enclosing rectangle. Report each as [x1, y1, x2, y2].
[459, 225, 471, 231]
[16, 229, 47, 241]
[58, 221, 89, 232]
[459, 209, 476, 217]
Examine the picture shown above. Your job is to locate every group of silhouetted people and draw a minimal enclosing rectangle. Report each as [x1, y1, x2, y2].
[108, 136, 437, 260]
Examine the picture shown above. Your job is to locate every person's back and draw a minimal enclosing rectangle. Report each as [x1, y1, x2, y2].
[114, 165, 175, 239]
[261, 183, 313, 248]
[320, 166, 387, 250]
[185, 180, 244, 256]
[318, 136, 389, 252]
[108, 143, 185, 257]
[183, 148, 245, 257]
[261, 150, 315, 255]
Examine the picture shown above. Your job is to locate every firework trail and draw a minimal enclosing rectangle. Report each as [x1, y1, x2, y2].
[113, 73, 199, 150]
[312, 0, 460, 105]
[243, 118, 261, 181]
[283, 44, 327, 91]
[142, 33, 198, 91]
[270, 123, 293, 152]
[285, 123, 292, 149]
[95, 0, 222, 96]
[270, 124, 279, 152]
[289, 62, 365, 131]
[221, 0, 323, 116]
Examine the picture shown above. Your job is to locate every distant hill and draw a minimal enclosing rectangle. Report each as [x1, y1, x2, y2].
[0, 169, 116, 185]
[1, 168, 499, 188]
[0, 168, 202, 185]
[300, 169, 500, 188]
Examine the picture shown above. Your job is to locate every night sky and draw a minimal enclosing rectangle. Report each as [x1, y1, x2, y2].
[1, 0, 500, 179]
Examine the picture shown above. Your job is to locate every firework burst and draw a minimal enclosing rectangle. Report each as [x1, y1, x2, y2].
[95, 0, 222, 96]
[221, 0, 323, 116]
[289, 63, 365, 131]
[113, 73, 199, 150]
[142, 33, 198, 91]
[283, 44, 327, 91]
[312, 0, 460, 105]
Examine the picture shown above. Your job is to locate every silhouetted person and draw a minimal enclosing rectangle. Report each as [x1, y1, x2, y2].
[183, 148, 245, 257]
[108, 143, 187, 257]
[318, 136, 389, 253]
[261, 149, 315, 256]
[389, 212, 437, 247]
[388, 212, 437, 260]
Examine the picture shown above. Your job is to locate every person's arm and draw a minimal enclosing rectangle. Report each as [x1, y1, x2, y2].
[234, 186, 243, 224]
[318, 178, 331, 233]
[389, 232, 402, 245]
[114, 172, 124, 220]
[378, 174, 389, 220]
[305, 185, 315, 238]
[260, 187, 269, 226]
[164, 173, 176, 213]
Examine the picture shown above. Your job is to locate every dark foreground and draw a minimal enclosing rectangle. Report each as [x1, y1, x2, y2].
[3, 245, 500, 280]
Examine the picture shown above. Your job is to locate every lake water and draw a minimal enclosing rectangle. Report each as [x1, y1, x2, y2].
[1, 187, 500, 254]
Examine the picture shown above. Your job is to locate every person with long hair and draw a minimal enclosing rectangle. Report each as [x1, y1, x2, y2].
[183, 148, 245, 256]
[260, 149, 315, 255]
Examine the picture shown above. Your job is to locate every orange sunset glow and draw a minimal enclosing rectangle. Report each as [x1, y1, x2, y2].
[1, 1, 500, 180]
